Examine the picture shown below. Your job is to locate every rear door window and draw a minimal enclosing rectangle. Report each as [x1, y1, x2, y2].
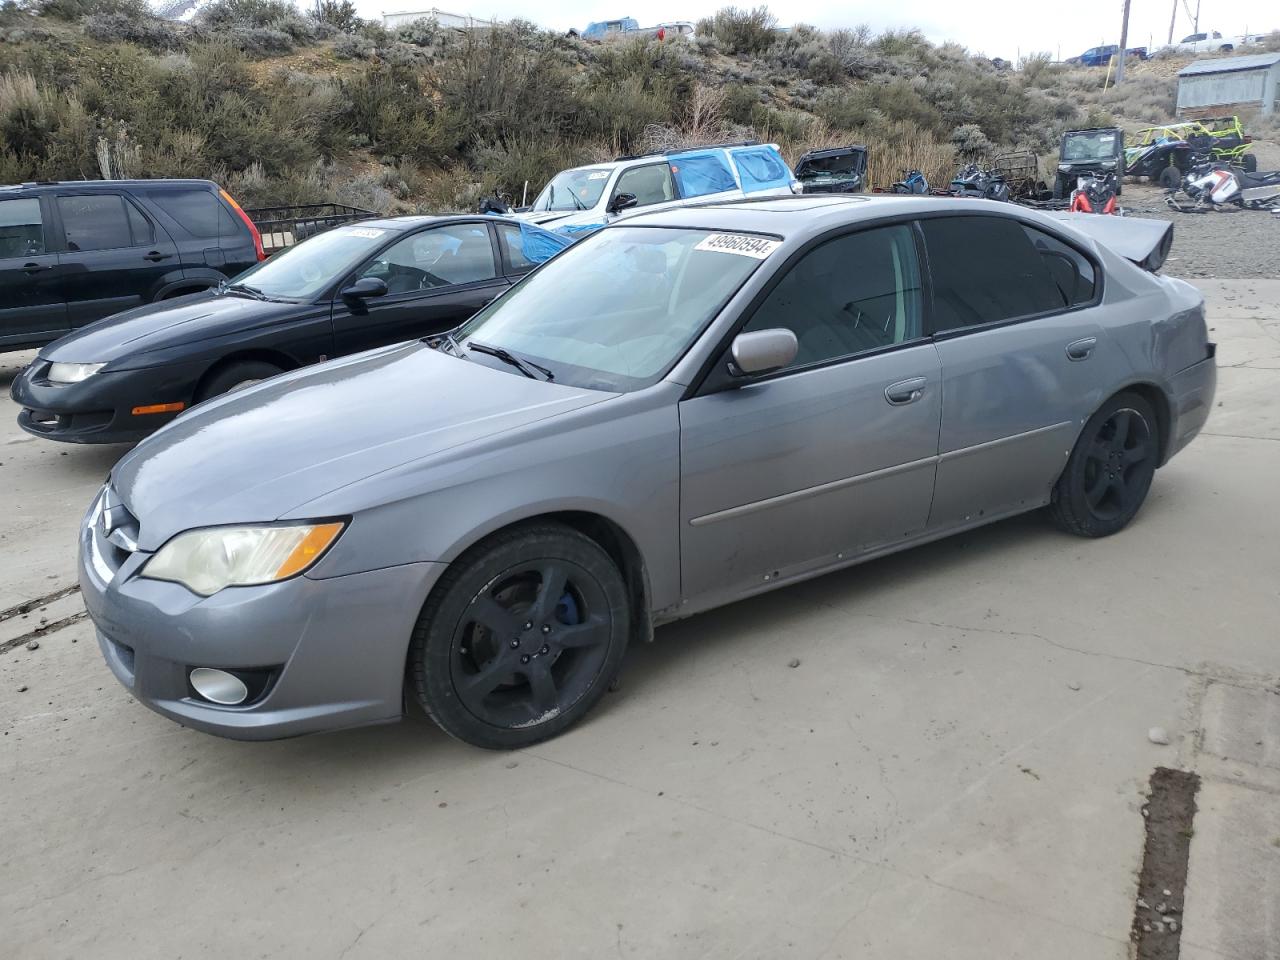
[147, 189, 238, 239]
[0, 197, 45, 257]
[57, 195, 134, 252]
[670, 152, 737, 199]
[919, 215, 1084, 332]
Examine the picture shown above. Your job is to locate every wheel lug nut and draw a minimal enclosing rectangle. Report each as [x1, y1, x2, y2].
[540, 645, 549, 654]
[523, 621, 533, 630]
[541, 624, 551, 634]
[520, 654, 530, 664]
[510, 639, 520, 648]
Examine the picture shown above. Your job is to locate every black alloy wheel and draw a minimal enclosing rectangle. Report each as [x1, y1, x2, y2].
[410, 523, 630, 748]
[1049, 392, 1159, 537]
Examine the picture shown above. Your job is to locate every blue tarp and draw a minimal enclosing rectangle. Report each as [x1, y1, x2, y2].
[671, 151, 738, 198]
[519, 220, 574, 261]
[731, 146, 793, 193]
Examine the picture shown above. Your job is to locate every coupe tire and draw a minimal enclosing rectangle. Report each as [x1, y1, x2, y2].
[409, 522, 631, 749]
[195, 361, 284, 402]
[1049, 392, 1159, 538]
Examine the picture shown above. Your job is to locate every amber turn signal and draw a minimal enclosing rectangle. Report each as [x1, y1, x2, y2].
[273, 523, 346, 579]
[131, 402, 186, 416]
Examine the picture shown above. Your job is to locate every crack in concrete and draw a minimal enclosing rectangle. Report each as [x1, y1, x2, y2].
[1, 612, 89, 655]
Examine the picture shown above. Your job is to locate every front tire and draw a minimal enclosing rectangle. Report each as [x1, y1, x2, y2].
[195, 360, 284, 402]
[410, 522, 631, 749]
[1159, 166, 1182, 190]
[1049, 392, 1159, 538]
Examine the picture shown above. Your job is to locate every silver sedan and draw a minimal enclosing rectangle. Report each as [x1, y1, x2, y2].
[78, 196, 1216, 748]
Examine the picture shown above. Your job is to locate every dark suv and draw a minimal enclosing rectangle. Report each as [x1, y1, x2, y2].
[0, 179, 264, 351]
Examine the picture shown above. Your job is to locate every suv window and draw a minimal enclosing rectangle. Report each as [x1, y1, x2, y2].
[360, 224, 496, 292]
[125, 197, 154, 245]
[613, 163, 676, 208]
[742, 224, 923, 370]
[57, 195, 135, 251]
[920, 216, 1091, 331]
[147, 189, 237, 239]
[0, 197, 45, 258]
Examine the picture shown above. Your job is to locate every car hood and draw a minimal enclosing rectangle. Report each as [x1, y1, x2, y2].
[111, 342, 614, 550]
[41, 292, 301, 366]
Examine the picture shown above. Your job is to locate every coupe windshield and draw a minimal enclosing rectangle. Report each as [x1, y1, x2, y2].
[530, 168, 612, 212]
[225, 225, 393, 300]
[1063, 131, 1119, 162]
[456, 226, 775, 391]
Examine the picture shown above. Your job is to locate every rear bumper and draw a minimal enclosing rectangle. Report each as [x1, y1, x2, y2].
[1164, 343, 1217, 463]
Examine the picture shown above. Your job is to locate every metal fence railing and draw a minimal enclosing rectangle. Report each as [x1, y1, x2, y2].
[245, 203, 374, 255]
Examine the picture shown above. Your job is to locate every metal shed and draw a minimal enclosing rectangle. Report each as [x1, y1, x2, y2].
[382, 8, 497, 30]
[1177, 53, 1280, 117]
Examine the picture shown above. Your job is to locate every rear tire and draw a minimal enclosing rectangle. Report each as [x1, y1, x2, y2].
[1242, 153, 1258, 173]
[1049, 392, 1159, 538]
[1158, 166, 1182, 190]
[409, 522, 631, 749]
[195, 360, 284, 402]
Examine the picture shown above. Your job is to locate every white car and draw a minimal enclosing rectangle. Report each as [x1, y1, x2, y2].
[512, 143, 801, 236]
[1167, 30, 1242, 54]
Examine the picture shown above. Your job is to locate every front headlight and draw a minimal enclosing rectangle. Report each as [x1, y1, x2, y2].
[142, 521, 346, 596]
[1059, 164, 1074, 172]
[47, 361, 106, 384]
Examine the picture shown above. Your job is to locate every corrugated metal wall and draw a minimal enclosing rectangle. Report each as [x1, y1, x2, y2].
[1177, 66, 1278, 115]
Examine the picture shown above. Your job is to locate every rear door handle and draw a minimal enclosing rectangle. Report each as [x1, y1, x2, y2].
[22, 262, 50, 274]
[143, 251, 172, 262]
[885, 377, 928, 405]
[1066, 337, 1097, 361]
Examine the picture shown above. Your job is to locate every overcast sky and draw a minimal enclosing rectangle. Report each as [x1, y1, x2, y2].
[362, 0, 1276, 61]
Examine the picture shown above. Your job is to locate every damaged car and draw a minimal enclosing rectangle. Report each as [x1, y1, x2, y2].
[79, 196, 1215, 749]
[793, 146, 868, 194]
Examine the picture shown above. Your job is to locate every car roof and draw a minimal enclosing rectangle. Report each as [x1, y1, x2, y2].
[337, 214, 529, 232]
[0, 178, 219, 193]
[614, 194, 1063, 241]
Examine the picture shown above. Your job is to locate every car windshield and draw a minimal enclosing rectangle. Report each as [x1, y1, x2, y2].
[224, 225, 393, 300]
[1063, 131, 1119, 162]
[455, 226, 775, 391]
[530, 168, 612, 212]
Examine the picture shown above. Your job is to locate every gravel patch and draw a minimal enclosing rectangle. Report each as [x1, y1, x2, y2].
[1122, 182, 1280, 280]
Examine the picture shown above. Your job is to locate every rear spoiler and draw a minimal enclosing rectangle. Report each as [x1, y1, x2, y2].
[1045, 213, 1173, 272]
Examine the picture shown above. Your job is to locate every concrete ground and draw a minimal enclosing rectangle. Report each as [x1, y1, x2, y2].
[2, 281, 1278, 960]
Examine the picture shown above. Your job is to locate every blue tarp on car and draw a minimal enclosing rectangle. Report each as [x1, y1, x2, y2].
[730, 145, 793, 193]
[671, 151, 739, 198]
[518, 220, 575, 260]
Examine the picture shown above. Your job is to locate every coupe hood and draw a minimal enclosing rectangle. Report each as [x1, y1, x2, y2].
[111, 343, 614, 550]
[41, 293, 301, 366]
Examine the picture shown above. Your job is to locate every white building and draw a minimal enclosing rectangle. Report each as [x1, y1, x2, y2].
[382, 7, 497, 30]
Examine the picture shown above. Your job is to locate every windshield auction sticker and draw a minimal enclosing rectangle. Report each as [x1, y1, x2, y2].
[343, 228, 387, 239]
[694, 234, 781, 259]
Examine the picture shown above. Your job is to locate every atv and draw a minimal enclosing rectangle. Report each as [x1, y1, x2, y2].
[949, 163, 1011, 202]
[1054, 127, 1124, 199]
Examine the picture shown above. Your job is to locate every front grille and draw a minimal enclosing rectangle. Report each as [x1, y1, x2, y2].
[87, 484, 139, 582]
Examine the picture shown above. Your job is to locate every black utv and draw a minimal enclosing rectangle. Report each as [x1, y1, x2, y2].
[1053, 128, 1124, 199]
[794, 145, 868, 194]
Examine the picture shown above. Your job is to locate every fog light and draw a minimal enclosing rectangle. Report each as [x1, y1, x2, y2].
[189, 667, 248, 705]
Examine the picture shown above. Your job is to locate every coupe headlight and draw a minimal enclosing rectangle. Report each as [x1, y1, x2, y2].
[142, 521, 346, 596]
[47, 361, 106, 384]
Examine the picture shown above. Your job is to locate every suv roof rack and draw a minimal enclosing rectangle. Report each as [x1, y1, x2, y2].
[613, 140, 759, 162]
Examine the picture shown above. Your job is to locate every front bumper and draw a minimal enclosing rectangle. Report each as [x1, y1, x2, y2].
[1164, 343, 1217, 463]
[10, 359, 193, 444]
[78, 496, 447, 740]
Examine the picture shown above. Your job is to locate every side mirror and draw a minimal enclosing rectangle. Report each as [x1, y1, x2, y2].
[340, 276, 388, 301]
[728, 328, 798, 378]
[607, 192, 639, 215]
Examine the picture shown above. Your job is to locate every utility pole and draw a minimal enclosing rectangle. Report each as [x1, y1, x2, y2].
[1193, 0, 1200, 33]
[1167, 0, 1177, 44]
[1116, 0, 1132, 84]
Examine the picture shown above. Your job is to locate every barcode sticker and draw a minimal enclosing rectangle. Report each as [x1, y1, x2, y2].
[694, 233, 781, 259]
[344, 227, 386, 239]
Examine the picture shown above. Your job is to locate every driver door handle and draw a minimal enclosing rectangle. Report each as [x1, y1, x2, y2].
[885, 377, 928, 405]
[143, 250, 172, 262]
[1066, 337, 1097, 361]
[22, 262, 50, 274]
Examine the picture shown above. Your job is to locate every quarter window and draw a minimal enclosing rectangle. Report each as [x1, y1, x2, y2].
[148, 189, 237, 239]
[0, 197, 44, 258]
[496, 223, 538, 274]
[612, 164, 676, 208]
[360, 224, 496, 292]
[57, 195, 134, 252]
[919, 216, 1092, 332]
[741, 224, 924, 370]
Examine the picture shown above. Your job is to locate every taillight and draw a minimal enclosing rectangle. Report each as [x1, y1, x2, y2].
[219, 188, 266, 261]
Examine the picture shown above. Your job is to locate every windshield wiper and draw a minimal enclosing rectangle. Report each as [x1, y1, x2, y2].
[466, 340, 554, 381]
[432, 331, 465, 357]
[226, 282, 270, 301]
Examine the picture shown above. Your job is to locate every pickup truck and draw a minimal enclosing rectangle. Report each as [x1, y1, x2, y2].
[1166, 31, 1242, 54]
[1072, 44, 1150, 66]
